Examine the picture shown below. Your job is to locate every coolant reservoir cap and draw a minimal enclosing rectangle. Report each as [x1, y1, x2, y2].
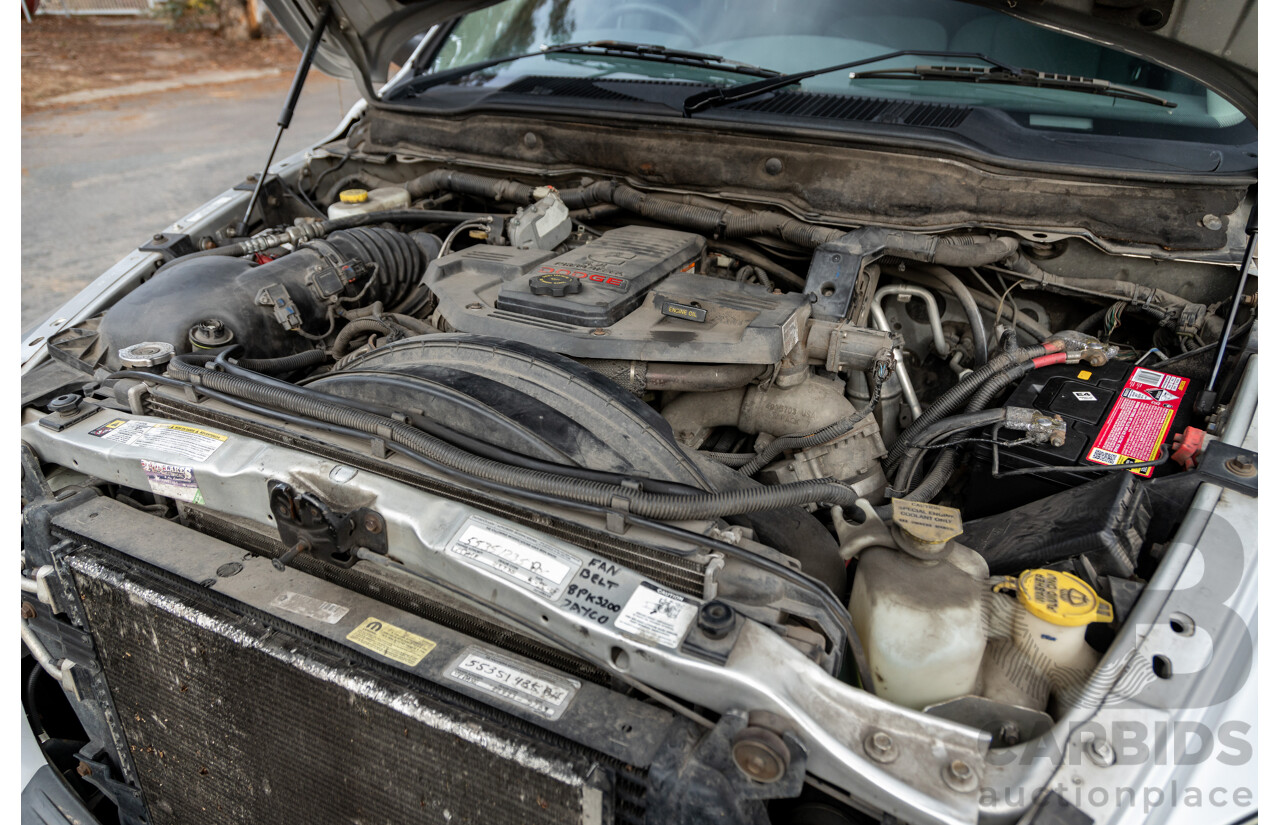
[339, 188, 369, 204]
[890, 499, 963, 545]
[1014, 569, 1114, 627]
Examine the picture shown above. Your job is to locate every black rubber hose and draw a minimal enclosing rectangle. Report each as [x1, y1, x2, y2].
[883, 343, 1050, 471]
[918, 265, 988, 366]
[332, 318, 403, 356]
[231, 349, 328, 374]
[736, 370, 886, 478]
[404, 169, 535, 203]
[894, 361, 1034, 500]
[165, 358, 860, 518]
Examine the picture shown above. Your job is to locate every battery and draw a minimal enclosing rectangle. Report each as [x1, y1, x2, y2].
[967, 359, 1198, 517]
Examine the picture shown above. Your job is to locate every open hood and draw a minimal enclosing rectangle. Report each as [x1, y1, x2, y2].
[262, 0, 1257, 122]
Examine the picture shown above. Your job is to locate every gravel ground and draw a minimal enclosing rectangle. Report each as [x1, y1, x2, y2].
[22, 17, 361, 332]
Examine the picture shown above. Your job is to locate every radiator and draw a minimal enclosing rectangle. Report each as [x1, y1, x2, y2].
[63, 541, 653, 825]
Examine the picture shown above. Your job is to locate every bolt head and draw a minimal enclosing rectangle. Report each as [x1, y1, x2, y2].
[731, 727, 789, 783]
[942, 758, 979, 791]
[20, 602, 37, 619]
[863, 731, 898, 763]
[1086, 738, 1116, 767]
[1202, 214, 1223, 231]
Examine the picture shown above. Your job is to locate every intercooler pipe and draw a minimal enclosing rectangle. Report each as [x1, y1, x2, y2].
[579, 360, 768, 393]
[163, 356, 863, 518]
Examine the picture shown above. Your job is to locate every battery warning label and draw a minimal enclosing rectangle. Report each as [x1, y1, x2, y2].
[1086, 366, 1188, 477]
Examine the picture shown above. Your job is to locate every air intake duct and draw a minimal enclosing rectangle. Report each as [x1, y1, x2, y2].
[99, 227, 432, 367]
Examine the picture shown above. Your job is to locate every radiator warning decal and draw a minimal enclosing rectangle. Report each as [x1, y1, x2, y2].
[89, 418, 227, 461]
[615, 582, 698, 648]
[346, 618, 436, 666]
[1086, 366, 1187, 478]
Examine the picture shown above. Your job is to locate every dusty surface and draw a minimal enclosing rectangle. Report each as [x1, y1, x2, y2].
[22, 17, 362, 332]
[22, 16, 303, 114]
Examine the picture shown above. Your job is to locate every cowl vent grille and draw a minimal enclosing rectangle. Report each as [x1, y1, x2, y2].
[735, 91, 972, 128]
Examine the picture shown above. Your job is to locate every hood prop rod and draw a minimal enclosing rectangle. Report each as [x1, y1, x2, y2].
[237, 3, 334, 236]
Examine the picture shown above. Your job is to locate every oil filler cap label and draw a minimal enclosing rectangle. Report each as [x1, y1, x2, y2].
[658, 299, 707, 323]
[1087, 366, 1187, 477]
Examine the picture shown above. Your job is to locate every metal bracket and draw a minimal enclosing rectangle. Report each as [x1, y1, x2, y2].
[267, 480, 389, 567]
[76, 751, 149, 825]
[1197, 439, 1258, 497]
[138, 232, 197, 262]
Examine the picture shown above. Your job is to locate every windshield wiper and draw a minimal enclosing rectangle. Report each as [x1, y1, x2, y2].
[387, 40, 781, 101]
[848, 64, 1175, 108]
[681, 49, 1173, 114]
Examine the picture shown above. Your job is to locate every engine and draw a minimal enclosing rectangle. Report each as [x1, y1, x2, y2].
[37, 163, 1244, 757]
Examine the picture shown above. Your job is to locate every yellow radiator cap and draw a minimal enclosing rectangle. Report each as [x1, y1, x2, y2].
[1014, 569, 1113, 627]
[339, 188, 370, 203]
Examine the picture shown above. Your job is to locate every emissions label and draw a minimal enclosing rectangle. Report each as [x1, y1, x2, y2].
[615, 582, 698, 648]
[447, 516, 583, 600]
[90, 419, 226, 461]
[448, 647, 580, 720]
[346, 618, 436, 666]
[140, 459, 204, 504]
[1086, 366, 1188, 477]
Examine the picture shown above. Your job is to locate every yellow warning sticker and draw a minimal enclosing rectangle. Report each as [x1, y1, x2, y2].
[346, 618, 436, 666]
[1077, 370, 1093, 380]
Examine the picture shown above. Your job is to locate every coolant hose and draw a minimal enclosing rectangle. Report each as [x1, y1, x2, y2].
[883, 342, 1057, 471]
[894, 361, 1035, 500]
[231, 349, 328, 374]
[165, 358, 861, 519]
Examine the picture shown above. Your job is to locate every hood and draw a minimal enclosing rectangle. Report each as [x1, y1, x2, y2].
[262, 0, 1257, 122]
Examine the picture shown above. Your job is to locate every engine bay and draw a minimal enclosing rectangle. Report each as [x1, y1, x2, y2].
[21, 139, 1258, 821]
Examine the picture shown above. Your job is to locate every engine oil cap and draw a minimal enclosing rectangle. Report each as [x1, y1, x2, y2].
[529, 270, 582, 297]
[1012, 569, 1114, 627]
[339, 188, 370, 204]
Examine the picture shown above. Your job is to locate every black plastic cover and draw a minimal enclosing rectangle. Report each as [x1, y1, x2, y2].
[495, 225, 703, 326]
[962, 472, 1151, 578]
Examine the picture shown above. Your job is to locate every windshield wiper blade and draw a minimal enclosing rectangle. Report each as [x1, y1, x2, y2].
[681, 49, 1019, 115]
[848, 64, 1176, 108]
[387, 40, 781, 101]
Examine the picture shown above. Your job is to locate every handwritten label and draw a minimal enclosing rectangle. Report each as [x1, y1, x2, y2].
[447, 517, 583, 600]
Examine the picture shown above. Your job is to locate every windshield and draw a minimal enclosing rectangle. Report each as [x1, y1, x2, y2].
[421, 0, 1252, 142]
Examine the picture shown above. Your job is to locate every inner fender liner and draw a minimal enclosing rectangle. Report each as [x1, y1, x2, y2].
[308, 334, 714, 489]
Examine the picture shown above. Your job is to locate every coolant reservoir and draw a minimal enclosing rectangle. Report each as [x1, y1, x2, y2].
[328, 187, 411, 220]
[847, 501, 990, 710]
[980, 569, 1114, 711]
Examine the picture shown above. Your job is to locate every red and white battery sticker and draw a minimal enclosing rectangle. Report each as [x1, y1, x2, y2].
[1086, 366, 1188, 477]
